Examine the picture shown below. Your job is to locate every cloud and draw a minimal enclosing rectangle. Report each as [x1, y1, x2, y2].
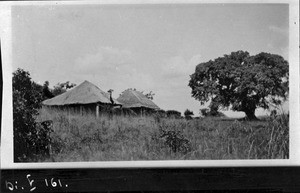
[72, 50, 204, 113]
[268, 25, 288, 36]
[151, 54, 203, 112]
[74, 46, 134, 75]
[72, 46, 155, 94]
[266, 25, 289, 59]
[161, 55, 201, 79]
[158, 54, 202, 91]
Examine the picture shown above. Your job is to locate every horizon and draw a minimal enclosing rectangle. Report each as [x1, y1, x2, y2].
[12, 3, 289, 118]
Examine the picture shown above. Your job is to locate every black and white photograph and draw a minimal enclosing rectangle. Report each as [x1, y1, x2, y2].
[1, 1, 299, 166]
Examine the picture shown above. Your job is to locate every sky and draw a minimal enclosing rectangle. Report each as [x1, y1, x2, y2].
[11, 3, 289, 117]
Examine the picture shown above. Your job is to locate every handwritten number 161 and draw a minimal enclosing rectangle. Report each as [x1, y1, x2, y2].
[45, 178, 62, 187]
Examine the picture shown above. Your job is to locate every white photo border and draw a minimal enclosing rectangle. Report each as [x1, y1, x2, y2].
[1, 0, 299, 169]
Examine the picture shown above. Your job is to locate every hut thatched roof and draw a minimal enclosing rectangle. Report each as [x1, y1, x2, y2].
[42, 80, 120, 106]
[117, 89, 160, 109]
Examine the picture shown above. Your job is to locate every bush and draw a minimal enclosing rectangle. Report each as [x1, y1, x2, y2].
[184, 109, 194, 120]
[200, 108, 209, 117]
[166, 110, 182, 119]
[160, 129, 191, 154]
[13, 68, 51, 162]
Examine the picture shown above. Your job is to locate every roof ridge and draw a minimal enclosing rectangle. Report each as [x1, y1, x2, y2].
[131, 90, 142, 101]
[116, 89, 159, 109]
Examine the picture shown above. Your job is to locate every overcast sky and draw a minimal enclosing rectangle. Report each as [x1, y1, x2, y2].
[12, 3, 289, 117]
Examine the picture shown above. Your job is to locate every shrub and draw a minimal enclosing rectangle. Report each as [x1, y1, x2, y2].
[160, 129, 191, 154]
[184, 109, 194, 120]
[13, 68, 51, 162]
[157, 120, 192, 154]
[166, 110, 182, 119]
[200, 108, 209, 117]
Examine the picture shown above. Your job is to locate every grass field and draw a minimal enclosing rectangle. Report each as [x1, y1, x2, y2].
[37, 108, 289, 162]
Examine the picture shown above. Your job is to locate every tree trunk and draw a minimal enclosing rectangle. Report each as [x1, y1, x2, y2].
[244, 109, 258, 121]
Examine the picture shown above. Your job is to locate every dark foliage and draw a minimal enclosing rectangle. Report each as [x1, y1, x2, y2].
[144, 91, 155, 100]
[42, 81, 54, 99]
[189, 51, 289, 120]
[160, 130, 191, 154]
[35, 120, 54, 158]
[158, 122, 191, 154]
[208, 100, 220, 116]
[184, 109, 194, 120]
[200, 102, 226, 118]
[52, 81, 76, 96]
[200, 108, 209, 117]
[13, 68, 52, 162]
[166, 110, 182, 119]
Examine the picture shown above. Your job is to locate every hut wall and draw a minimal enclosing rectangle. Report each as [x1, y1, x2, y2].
[42, 103, 115, 117]
[129, 107, 156, 116]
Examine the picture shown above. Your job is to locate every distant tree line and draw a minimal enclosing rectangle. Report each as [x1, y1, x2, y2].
[41, 80, 76, 100]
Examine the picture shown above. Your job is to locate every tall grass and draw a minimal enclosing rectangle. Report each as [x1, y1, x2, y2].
[37, 108, 289, 162]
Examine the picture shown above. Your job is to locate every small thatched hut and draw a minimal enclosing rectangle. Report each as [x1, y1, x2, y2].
[117, 89, 160, 115]
[42, 80, 121, 117]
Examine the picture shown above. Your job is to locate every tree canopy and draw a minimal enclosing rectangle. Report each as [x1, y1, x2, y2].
[189, 51, 289, 120]
[52, 81, 76, 96]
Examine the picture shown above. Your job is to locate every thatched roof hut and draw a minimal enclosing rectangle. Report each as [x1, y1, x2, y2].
[42, 80, 120, 116]
[117, 89, 159, 115]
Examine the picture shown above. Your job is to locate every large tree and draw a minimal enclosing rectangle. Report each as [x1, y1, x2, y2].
[189, 51, 289, 120]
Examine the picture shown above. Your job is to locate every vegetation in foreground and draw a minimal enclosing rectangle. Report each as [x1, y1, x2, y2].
[34, 108, 289, 162]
